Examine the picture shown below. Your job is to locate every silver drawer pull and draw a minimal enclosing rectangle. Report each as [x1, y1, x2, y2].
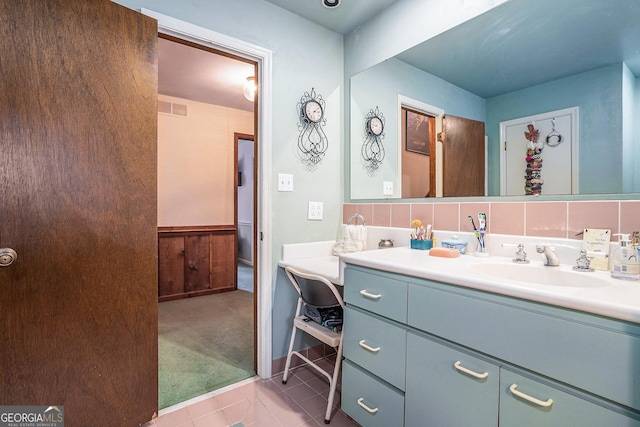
[509, 384, 553, 407]
[454, 361, 488, 379]
[360, 289, 382, 300]
[357, 397, 379, 414]
[359, 340, 381, 353]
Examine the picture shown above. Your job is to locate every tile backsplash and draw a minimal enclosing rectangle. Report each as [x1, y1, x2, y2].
[344, 200, 640, 241]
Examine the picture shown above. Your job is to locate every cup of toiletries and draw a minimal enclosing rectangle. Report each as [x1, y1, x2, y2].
[411, 239, 433, 250]
[410, 219, 434, 250]
[469, 213, 489, 256]
[610, 233, 640, 281]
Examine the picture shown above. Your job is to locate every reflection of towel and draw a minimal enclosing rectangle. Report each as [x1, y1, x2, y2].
[343, 224, 367, 253]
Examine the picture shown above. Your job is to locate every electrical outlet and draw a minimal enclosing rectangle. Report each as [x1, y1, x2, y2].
[308, 201, 323, 220]
[277, 173, 293, 192]
[383, 181, 394, 196]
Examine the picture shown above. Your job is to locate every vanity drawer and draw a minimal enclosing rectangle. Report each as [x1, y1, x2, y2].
[344, 266, 407, 323]
[342, 359, 405, 427]
[500, 368, 640, 427]
[407, 282, 640, 411]
[343, 306, 407, 390]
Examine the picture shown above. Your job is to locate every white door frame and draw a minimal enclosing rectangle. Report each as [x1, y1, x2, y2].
[142, 9, 274, 379]
[396, 95, 444, 197]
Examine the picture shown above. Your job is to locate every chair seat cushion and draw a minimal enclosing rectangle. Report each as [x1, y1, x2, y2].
[294, 315, 342, 348]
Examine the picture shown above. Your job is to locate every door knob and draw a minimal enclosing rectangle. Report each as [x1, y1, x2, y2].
[0, 248, 17, 267]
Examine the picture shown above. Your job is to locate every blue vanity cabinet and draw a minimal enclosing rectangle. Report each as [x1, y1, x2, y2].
[405, 331, 499, 427]
[341, 264, 640, 426]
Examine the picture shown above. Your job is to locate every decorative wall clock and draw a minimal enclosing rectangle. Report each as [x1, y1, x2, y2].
[297, 88, 328, 166]
[362, 106, 386, 171]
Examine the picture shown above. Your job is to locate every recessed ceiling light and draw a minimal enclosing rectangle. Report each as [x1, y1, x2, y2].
[322, 0, 340, 8]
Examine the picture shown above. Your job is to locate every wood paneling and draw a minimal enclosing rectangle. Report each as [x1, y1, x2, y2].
[158, 228, 237, 301]
[211, 231, 236, 290]
[185, 235, 211, 292]
[0, 1, 158, 425]
[159, 236, 185, 297]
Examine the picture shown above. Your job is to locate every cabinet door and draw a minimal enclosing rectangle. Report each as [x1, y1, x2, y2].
[405, 332, 499, 427]
[211, 231, 236, 290]
[158, 235, 185, 297]
[185, 234, 211, 292]
[500, 369, 640, 427]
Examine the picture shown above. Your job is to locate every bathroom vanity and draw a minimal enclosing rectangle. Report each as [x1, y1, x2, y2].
[339, 248, 640, 427]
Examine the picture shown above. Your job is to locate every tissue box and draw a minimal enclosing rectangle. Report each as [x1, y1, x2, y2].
[410, 239, 433, 250]
[441, 240, 468, 254]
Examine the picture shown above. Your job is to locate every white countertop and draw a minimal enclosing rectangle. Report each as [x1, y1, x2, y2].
[278, 256, 341, 285]
[340, 246, 640, 323]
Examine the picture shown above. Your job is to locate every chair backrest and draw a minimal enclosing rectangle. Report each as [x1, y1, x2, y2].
[285, 267, 344, 308]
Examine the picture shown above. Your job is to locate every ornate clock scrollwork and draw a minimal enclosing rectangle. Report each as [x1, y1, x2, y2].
[362, 106, 386, 172]
[297, 88, 328, 167]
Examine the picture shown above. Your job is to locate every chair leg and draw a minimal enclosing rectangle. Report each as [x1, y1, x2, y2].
[281, 323, 298, 384]
[324, 338, 344, 424]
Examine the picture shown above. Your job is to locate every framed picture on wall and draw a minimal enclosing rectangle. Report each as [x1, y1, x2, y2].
[406, 109, 433, 155]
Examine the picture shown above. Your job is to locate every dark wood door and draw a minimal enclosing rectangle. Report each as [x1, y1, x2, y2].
[0, 1, 158, 425]
[442, 115, 486, 197]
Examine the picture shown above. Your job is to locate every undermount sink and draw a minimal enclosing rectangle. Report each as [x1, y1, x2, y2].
[469, 263, 610, 288]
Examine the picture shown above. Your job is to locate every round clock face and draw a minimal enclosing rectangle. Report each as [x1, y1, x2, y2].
[369, 116, 383, 136]
[304, 101, 323, 123]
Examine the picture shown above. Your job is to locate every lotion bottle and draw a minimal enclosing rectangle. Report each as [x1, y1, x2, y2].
[610, 233, 640, 281]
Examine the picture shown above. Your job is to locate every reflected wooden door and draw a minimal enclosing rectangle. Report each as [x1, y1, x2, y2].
[442, 115, 486, 197]
[0, 1, 158, 425]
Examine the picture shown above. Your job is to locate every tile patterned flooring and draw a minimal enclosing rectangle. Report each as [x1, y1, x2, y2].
[145, 358, 359, 427]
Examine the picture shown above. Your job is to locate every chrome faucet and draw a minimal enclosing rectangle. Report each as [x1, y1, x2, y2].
[536, 245, 559, 266]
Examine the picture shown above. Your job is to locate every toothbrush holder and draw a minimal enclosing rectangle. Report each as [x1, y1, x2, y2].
[411, 239, 433, 250]
[474, 231, 489, 257]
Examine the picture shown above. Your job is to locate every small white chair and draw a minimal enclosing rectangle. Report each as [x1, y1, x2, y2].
[282, 266, 345, 424]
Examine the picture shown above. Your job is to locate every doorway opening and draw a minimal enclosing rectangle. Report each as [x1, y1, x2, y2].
[156, 34, 258, 409]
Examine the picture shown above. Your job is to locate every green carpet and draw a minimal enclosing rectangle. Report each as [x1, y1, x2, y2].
[158, 290, 255, 409]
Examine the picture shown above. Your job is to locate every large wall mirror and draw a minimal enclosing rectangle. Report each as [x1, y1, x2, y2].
[350, 0, 640, 200]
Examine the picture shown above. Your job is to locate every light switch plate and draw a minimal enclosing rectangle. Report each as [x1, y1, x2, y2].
[278, 173, 293, 192]
[383, 181, 394, 196]
[308, 201, 323, 220]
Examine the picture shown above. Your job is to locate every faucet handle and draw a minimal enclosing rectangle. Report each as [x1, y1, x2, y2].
[501, 243, 530, 264]
[512, 243, 530, 264]
[573, 250, 594, 272]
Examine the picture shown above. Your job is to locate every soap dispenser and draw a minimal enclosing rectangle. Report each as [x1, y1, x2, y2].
[610, 233, 640, 281]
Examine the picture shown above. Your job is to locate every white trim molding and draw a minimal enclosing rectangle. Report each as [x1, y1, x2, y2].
[142, 9, 274, 379]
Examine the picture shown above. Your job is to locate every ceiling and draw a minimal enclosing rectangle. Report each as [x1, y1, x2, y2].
[158, 0, 640, 108]
[261, 0, 399, 35]
[395, 0, 640, 98]
[158, 1, 394, 109]
[158, 37, 255, 111]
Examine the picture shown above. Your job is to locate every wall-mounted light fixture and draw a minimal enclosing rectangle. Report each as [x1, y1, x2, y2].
[243, 77, 256, 102]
